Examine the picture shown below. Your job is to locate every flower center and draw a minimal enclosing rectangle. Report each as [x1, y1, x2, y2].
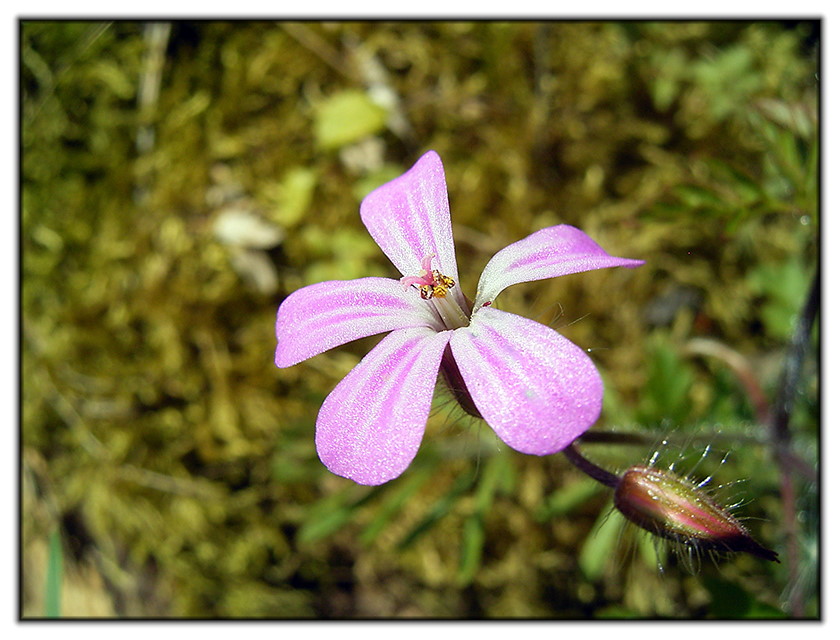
[421, 270, 455, 300]
[400, 254, 470, 330]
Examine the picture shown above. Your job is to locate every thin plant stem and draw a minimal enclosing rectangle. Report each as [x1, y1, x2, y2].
[684, 337, 771, 424]
[769, 271, 819, 618]
[563, 442, 620, 489]
[579, 429, 816, 483]
[576, 430, 652, 446]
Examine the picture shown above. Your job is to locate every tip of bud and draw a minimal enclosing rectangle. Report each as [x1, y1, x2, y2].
[614, 465, 779, 564]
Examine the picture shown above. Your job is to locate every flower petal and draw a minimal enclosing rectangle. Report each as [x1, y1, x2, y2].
[474, 225, 645, 310]
[315, 327, 452, 485]
[275, 277, 443, 368]
[360, 150, 459, 282]
[449, 307, 603, 455]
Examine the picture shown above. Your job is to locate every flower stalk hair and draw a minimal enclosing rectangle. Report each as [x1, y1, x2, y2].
[275, 150, 643, 485]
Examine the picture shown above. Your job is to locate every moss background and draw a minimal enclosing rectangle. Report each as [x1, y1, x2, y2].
[21, 21, 818, 618]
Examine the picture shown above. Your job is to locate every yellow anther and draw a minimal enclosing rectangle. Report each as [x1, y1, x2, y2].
[412, 263, 456, 301]
[433, 271, 456, 289]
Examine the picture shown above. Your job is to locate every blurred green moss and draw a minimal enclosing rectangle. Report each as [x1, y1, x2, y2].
[22, 21, 817, 618]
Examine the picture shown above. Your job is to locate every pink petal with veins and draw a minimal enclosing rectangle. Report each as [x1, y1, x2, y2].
[275, 277, 443, 368]
[360, 151, 460, 283]
[474, 225, 644, 310]
[315, 327, 452, 485]
[450, 307, 603, 455]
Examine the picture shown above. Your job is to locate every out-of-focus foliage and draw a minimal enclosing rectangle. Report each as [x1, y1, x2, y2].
[21, 21, 818, 618]
[314, 89, 388, 149]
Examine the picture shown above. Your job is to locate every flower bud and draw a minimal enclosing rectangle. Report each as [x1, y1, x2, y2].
[614, 465, 779, 563]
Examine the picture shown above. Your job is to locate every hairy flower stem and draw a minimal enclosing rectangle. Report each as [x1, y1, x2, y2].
[770, 271, 819, 617]
[578, 430, 815, 483]
[684, 337, 770, 424]
[577, 430, 653, 446]
[771, 271, 818, 446]
[562, 442, 619, 489]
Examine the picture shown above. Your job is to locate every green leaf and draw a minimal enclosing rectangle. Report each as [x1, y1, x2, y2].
[296, 486, 381, 545]
[595, 605, 646, 619]
[648, 48, 687, 112]
[703, 576, 787, 619]
[270, 166, 318, 228]
[756, 98, 815, 139]
[579, 503, 624, 581]
[456, 455, 511, 585]
[536, 479, 604, 522]
[692, 45, 761, 121]
[707, 159, 763, 205]
[359, 467, 434, 546]
[457, 515, 486, 586]
[473, 453, 509, 512]
[637, 527, 662, 571]
[352, 164, 404, 202]
[314, 90, 387, 150]
[45, 528, 63, 618]
[296, 506, 354, 545]
[673, 184, 725, 210]
[397, 470, 475, 551]
[747, 258, 810, 340]
[636, 332, 695, 427]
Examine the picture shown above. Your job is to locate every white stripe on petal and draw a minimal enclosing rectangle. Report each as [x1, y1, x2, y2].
[275, 277, 444, 367]
[315, 327, 452, 485]
[360, 151, 460, 282]
[450, 307, 603, 455]
[474, 225, 644, 311]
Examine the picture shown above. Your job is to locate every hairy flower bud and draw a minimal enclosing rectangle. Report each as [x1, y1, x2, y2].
[614, 465, 779, 563]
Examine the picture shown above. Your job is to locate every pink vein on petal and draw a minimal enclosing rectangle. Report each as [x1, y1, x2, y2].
[360, 151, 459, 281]
[275, 277, 443, 368]
[450, 307, 603, 455]
[315, 327, 452, 485]
[474, 225, 645, 310]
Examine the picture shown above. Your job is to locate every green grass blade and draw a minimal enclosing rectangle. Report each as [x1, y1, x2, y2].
[44, 529, 63, 618]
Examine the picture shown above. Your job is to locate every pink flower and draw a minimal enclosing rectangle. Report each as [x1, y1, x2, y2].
[275, 151, 643, 485]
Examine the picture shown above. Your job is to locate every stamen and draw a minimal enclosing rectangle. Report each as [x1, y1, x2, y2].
[401, 255, 469, 329]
